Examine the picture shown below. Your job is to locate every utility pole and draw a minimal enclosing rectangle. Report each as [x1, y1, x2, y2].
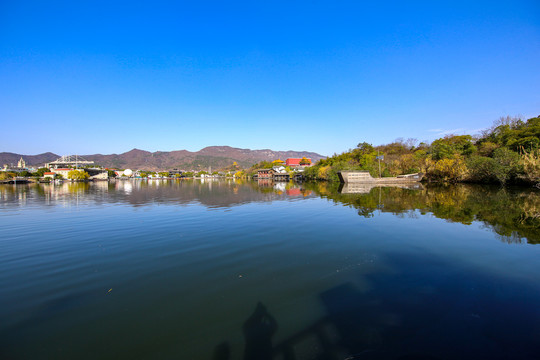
[378, 151, 381, 178]
[376, 152, 384, 178]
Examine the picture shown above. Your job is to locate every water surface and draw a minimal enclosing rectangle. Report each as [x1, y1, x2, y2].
[1, 180, 539, 359]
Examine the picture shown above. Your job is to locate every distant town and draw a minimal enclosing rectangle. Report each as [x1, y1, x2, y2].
[0, 155, 313, 184]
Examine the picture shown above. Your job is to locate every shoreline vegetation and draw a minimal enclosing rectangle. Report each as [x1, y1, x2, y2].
[2, 115, 538, 188]
[302, 115, 540, 187]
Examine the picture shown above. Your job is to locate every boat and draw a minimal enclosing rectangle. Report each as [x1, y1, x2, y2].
[337, 171, 423, 184]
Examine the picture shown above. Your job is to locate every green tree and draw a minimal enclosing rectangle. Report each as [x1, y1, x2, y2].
[33, 167, 50, 177]
[466, 156, 497, 183]
[431, 135, 476, 160]
[491, 148, 520, 185]
[356, 142, 375, 155]
[67, 170, 90, 180]
[428, 157, 468, 182]
[480, 115, 539, 151]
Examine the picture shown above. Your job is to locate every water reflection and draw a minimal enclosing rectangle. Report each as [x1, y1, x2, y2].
[0, 179, 317, 210]
[1, 180, 539, 243]
[338, 182, 424, 194]
[216, 252, 540, 359]
[306, 182, 540, 244]
[1, 180, 539, 360]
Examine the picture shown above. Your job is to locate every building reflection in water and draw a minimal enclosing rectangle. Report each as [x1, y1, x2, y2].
[0, 181, 538, 244]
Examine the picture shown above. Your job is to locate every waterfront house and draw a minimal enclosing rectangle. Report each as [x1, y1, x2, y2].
[273, 166, 288, 174]
[257, 169, 275, 179]
[273, 173, 290, 181]
[169, 169, 182, 177]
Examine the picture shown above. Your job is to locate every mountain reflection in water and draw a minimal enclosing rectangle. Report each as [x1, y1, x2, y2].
[1, 180, 538, 244]
[1, 179, 539, 360]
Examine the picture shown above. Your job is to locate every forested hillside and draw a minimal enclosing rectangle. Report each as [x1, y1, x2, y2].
[304, 115, 540, 185]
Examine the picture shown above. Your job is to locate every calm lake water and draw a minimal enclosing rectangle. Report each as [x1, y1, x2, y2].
[1, 180, 539, 360]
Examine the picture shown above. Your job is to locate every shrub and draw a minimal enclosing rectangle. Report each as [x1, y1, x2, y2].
[492, 148, 520, 185]
[428, 157, 468, 182]
[466, 156, 496, 183]
[518, 149, 540, 183]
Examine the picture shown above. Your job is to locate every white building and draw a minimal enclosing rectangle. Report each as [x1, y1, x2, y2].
[51, 168, 74, 178]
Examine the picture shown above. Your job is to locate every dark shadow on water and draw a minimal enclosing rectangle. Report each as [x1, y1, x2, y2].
[212, 302, 278, 360]
[214, 253, 540, 360]
[243, 302, 278, 360]
[213, 342, 231, 360]
[313, 254, 540, 359]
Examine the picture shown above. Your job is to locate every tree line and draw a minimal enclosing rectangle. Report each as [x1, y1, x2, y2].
[303, 115, 540, 186]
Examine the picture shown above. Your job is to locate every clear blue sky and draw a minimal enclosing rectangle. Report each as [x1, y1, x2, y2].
[1, 1, 539, 156]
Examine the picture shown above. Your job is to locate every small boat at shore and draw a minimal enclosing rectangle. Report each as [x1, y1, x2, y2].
[337, 171, 424, 184]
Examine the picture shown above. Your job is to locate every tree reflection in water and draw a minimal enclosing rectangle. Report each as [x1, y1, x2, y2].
[304, 182, 540, 244]
[1, 181, 538, 243]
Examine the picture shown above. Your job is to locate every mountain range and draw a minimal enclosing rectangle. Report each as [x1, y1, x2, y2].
[1, 146, 325, 170]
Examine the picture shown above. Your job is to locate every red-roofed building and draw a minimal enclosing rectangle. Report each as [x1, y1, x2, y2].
[285, 158, 311, 167]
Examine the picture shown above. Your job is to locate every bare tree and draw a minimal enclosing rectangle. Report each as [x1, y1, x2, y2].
[481, 115, 524, 138]
[405, 138, 418, 150]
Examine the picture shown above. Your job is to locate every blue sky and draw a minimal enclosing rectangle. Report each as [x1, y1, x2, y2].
[1, 1, 539, 156]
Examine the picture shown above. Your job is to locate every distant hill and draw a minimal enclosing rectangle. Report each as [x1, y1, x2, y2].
[0, 152, 59, 167]
[1, 146, 325, 170]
